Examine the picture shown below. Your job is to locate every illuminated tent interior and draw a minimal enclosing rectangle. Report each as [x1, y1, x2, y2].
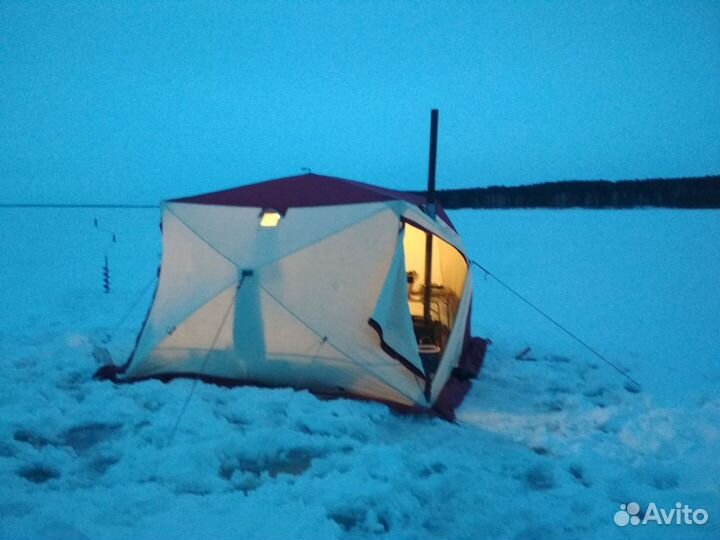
[404, 222, 468, 362]
[97, 174, 487, 419]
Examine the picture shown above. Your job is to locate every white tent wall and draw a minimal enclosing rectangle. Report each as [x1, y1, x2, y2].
[124, 197, 471, 409]
[126, 210, 239, 376]
[254, 208, 426, 405]
[430, 276, 473, 403]
[370, 228, 425, 374]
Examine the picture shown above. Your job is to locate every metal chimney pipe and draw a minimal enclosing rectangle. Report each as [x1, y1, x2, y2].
[423, 109, 439, 325]
[426, 109, 439, 219]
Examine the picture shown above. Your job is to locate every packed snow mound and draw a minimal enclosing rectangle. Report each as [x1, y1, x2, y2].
[0, 208, 718, 540]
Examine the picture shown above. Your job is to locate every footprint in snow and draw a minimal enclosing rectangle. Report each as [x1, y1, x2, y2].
[650, 470, 679, 490]
[13, 429, 54, 449]
[522, 464, 556, 491]
[582, 386, 622, 408]
[540, 398, 566, 412]
[60, 422, 122, 452]
[545, 354, 572, 364]
[569, 464, 591, 487]
[17, 463, 61, 484]
[0, 443, 15, 457]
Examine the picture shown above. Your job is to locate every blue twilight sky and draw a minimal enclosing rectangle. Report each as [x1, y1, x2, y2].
[1, 0, 719, 204]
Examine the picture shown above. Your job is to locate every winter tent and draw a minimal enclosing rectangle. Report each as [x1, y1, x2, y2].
[100, 173, 486, 419]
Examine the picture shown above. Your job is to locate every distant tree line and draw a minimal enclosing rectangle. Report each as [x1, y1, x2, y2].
[415, 175, 720, 209]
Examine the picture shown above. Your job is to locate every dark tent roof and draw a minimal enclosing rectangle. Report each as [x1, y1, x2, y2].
[170, 173, 454, 228]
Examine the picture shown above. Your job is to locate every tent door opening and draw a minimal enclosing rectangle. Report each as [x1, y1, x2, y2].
[403, 222, 468, 377]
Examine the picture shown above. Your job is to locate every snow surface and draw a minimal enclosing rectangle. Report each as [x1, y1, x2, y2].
[0, 208, 718, 540]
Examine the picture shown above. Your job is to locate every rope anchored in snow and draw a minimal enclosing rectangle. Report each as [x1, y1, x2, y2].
[166, 272, 252, 447]
[470, 260, 642, 390]
[102, 274, 157, 345]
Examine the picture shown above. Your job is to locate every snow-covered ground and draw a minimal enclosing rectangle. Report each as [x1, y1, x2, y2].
[0, 208, 717, 540]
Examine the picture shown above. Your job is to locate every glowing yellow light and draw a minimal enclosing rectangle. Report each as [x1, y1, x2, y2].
[259, 209, 282, 227]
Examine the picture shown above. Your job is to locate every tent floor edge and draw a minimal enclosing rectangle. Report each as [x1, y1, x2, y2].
[91, 336, 489, 423]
